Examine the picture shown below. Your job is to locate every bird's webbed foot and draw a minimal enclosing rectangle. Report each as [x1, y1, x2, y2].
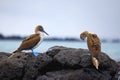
[31, 49, 39, 56]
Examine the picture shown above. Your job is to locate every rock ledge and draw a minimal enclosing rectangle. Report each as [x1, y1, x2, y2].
[0, 46, 119, 80]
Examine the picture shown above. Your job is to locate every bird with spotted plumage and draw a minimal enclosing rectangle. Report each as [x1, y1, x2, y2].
[80, 31, 101, 69]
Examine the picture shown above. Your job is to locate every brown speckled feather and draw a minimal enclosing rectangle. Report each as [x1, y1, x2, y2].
[87, 33, 101, 59]
[80, 31, 101, 69]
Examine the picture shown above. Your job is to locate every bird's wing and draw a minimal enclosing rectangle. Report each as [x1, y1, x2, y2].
[17, 34, 40, 50]
[87, 34, 101, 58]
[22, 34, 37, 42]
[91, 34, 101, 50]
[92, 35, 101, 57]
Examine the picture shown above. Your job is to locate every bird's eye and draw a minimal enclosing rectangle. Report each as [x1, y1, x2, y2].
[40, 29, 44, 32]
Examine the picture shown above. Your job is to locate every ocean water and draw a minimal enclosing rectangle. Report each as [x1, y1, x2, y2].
[0, 40, 120, 61]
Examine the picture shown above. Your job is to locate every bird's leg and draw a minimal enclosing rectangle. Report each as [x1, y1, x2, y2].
[31, 49, 39, 56]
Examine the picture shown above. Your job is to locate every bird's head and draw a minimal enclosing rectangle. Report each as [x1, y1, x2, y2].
[92, 56, 99, 69]
[35, 25, 49, 35]
[80, 31, 89, 40]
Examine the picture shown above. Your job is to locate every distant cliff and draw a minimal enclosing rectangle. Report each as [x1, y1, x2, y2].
[0, 46, 120, 80]
[0, 33, 120, 42]
[0, 33, 23, 40]
[0, 33, 80, 41]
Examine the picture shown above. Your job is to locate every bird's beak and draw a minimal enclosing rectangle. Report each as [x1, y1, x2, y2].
[42, 30, 49, 35]
[81, 36, 86, 40]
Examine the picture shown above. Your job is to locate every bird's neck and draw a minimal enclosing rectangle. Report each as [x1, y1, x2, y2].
[36, 31, 44, 37]
[85, 32, 89, 37]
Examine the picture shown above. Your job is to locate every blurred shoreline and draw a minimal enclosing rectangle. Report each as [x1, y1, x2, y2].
[0, 33, 120, 43]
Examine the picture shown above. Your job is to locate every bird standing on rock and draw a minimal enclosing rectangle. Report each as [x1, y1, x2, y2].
[80, 31, 101, 69]
[9, 25, 48, 58]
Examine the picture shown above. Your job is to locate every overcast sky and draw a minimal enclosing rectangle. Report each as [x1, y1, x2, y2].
[0, 0, 120, 38]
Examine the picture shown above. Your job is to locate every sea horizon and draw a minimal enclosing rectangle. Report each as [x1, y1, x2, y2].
[0, 40, 120, 61]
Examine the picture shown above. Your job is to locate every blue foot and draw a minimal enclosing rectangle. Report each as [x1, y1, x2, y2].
[33, 52, 39, 56]
[31, 49, 39, 56]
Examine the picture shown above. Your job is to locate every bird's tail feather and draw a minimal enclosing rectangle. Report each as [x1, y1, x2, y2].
[8, 50, 21, 58]
[13, 50, 18, 53]
[13, 49, 21, 53]
[92, 57, 99, 69]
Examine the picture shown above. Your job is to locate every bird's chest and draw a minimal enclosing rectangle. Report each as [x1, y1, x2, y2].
[33, 33, 44, 49]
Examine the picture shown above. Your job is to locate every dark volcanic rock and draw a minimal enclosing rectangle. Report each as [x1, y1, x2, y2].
[23, 53, 52, 80]
[0, 52, 32, 80]
[0, 52, 10, 60]
[37, 69, 112, 80]
[0, 46, 119, 80]
[113, 62, 120, 80]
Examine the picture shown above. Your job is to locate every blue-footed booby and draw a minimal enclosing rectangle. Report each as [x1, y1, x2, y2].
[11, 25, 48, 57]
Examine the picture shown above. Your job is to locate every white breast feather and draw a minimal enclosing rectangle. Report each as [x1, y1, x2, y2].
[33, 32, 44, 49]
